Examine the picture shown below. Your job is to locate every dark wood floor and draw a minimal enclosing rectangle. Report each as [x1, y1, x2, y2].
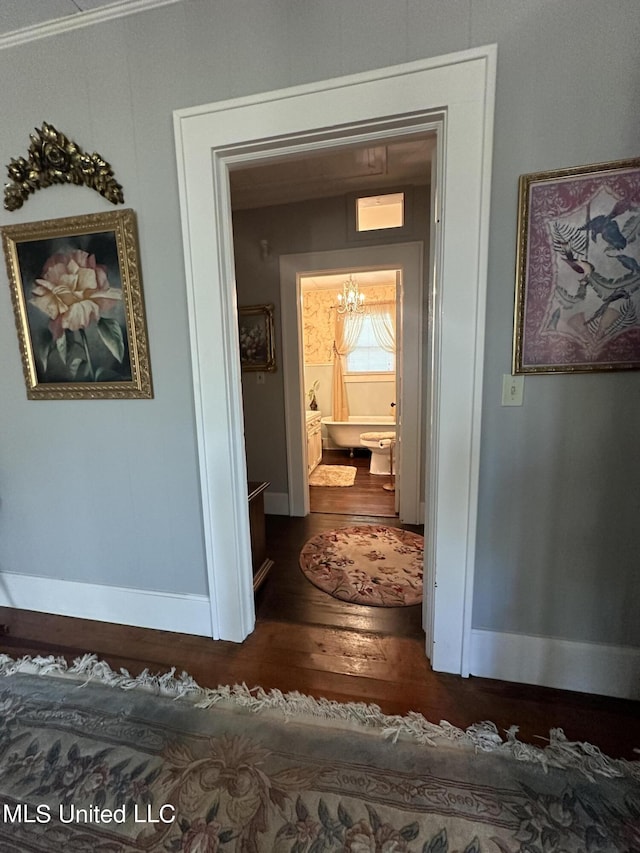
[0, 508, 638, 760]
[260, 513, 423, 638]
[309, 449, 397, 516]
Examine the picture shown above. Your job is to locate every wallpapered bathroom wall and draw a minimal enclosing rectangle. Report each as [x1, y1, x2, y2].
[302, 284, 396, 364]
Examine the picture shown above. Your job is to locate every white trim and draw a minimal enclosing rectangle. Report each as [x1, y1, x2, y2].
[174, 125, 256, 643]
[0, 572, 212, 637]
[460, 53, 496, 680]
[174, 46, 497, 671]
[280, 256, 310, 516]
[264, 491, 289, 516]
[470, 629, 640, 700]
[422, 147, 440, 658]
[0, 0, 182, 50]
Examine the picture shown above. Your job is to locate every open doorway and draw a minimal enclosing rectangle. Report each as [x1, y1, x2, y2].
[277, 241, 426, 525]
[301, 268, 399, 519]
[231, 159, 429, 640]
[173, 46, 496, 674]
[231, 151, 428, 523]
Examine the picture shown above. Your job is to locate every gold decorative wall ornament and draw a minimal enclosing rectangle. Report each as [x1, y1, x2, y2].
[4, 123, 124, 211]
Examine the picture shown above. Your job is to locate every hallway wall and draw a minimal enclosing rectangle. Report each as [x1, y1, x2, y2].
[0, 0, 638, 658]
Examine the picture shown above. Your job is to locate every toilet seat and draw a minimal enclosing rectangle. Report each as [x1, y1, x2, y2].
[359, 431, 395, 475]
[359, 431, 395, 443]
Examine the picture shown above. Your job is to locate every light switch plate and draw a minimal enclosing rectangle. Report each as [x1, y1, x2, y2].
[502, 374, 524, 406]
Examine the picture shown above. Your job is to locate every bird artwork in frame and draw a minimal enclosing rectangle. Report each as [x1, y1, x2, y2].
[513, 157, 640, 374]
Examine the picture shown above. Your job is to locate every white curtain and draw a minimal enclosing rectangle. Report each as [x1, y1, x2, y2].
[331, 300, 395, 421]
[368, 300, 395, 352]
[331, 311, 363, 421]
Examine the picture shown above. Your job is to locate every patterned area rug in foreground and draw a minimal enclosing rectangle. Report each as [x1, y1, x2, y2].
[0, 655, 638, 853]
[299, 524, 423, 606]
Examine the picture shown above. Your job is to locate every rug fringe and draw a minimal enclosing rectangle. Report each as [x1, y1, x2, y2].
[0, 652, 636, 782]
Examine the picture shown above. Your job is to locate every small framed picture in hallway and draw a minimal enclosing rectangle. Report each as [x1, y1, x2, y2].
[513, 157, 640, 374]
[238, 303, 276, 372]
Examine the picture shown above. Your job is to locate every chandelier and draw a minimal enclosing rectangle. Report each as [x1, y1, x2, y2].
[336, 275, 365, 314]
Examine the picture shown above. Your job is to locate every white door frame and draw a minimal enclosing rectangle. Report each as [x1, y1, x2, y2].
[279, 243, 423, 524]
[174, 45, 496, 672]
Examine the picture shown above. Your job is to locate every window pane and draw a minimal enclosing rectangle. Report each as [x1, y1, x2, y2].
[356, 193, 404, 231]
[346, 316, 395, 373]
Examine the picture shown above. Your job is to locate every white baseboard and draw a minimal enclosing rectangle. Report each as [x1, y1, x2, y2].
[0, 571, 212, 637]
[264, 491, 289, 515]
[470, 628, 640, 700]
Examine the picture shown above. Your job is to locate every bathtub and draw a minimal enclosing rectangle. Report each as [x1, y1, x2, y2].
[321, 415, 396, 452]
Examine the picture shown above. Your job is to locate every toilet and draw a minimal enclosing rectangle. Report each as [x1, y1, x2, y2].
[359, 431, 395, 475]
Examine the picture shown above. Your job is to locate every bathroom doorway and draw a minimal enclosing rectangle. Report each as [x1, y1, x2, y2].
[301, 268, 399, 518]
[280, 243, 424, 525]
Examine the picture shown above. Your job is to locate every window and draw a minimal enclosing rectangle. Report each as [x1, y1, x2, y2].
[346, 188, 412, 243]
[346, 314, 395, 374]
[356, 192, 404, 232]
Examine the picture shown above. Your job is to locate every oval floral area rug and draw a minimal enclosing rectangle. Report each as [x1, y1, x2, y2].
[299, 524, 423, 606]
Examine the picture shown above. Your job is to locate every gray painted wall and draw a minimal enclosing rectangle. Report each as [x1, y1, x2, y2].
[0, 0, 638, 645]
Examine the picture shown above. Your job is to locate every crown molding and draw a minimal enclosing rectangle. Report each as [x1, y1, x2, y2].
[0, 0, 182, 50]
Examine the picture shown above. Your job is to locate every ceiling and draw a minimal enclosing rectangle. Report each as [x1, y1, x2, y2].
[229, 136, 435, 210]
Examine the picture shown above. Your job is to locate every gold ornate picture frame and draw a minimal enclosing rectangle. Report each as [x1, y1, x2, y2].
[238, 304, 276, 372]
[513, 157, 640, 374]
[2, 209, 152, 399]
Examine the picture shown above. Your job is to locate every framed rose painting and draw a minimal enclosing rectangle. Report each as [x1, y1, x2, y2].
[513, 158, 640, 374]
[2, 209, 152, 399]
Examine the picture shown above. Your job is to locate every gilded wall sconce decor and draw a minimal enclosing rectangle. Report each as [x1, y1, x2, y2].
[4, 122, 125, 211]
[1, 209, 152, 399]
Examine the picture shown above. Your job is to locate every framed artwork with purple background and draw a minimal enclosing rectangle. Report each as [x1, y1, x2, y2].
[513, 158, 640, 374]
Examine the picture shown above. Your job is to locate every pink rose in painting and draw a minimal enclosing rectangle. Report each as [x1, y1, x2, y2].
[30, 250, 121, 340]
